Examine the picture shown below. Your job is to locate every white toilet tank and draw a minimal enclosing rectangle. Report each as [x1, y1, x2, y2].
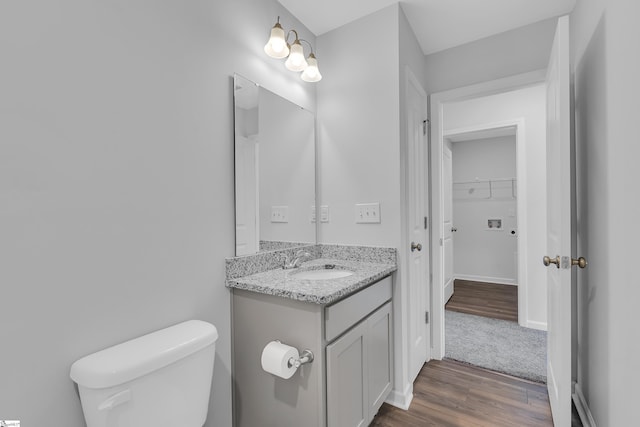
[70, 320, 218, 427]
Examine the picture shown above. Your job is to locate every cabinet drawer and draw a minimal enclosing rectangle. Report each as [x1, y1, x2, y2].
[325, 275, 392, 342]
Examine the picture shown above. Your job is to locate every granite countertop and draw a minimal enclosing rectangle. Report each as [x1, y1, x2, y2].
[226, 258, 396, 305]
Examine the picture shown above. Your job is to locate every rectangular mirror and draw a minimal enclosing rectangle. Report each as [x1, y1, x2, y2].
[233, 74, 316, 256]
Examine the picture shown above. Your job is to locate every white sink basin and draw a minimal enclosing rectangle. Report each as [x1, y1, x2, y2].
[290, 269, 354, 280]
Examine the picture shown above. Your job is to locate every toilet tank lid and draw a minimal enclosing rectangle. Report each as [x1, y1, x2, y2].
[70, 320, 218, 389]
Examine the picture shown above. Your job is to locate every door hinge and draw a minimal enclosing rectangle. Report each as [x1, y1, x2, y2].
[425, 311, 430, 324]
[424, 216, 428, 230]
[423, 119, 428, 135]
[439, 238, 443, 246]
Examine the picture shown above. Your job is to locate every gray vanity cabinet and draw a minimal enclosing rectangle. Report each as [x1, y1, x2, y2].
[231, 274, 393, 427]
[326, 301, 393, 427]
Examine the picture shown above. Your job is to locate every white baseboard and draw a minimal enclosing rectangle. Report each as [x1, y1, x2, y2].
[386, 384, 413, 410]
[444, 281, 454, 303]
[454, 274, 517, 286]
[573, 382, 597, 427]
[525, 320, 547, 331]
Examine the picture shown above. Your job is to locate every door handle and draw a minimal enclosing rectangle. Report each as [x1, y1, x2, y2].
[543, 255, 560, 268]
[411, 242, 422, 252]
[571, 257, 587, 268]
[543, 255, 588, 269]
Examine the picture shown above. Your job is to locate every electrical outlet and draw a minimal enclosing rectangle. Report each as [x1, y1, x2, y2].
[310, 205, 316, 223]
[355, 202, 381, 223]
[270, 206, 289, 223]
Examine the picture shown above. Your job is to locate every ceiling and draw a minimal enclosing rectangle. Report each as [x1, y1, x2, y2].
[278, 0, 576, 55]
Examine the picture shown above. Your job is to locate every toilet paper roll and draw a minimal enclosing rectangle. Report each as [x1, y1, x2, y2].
[261, 341, 299, 379]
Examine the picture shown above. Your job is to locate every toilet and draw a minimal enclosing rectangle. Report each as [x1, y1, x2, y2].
[70, 320, 218, 427]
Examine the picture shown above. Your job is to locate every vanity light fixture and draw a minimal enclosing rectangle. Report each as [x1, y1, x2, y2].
[264, 17, 322, 82]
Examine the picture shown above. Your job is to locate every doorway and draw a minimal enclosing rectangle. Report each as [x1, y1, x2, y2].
[446, 127, 519, 290]
[430, 71, 549, 360]
[439, 122, 548, 383]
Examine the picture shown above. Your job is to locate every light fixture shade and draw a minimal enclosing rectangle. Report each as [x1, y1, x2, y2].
[285, 40, 308, 71]
[301, 54, 322, 82]
[264, 22, 289, 59]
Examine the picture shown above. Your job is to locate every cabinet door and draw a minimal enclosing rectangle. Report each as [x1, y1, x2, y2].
[367, 302, 393, 417]
[326, 320, 368, 427]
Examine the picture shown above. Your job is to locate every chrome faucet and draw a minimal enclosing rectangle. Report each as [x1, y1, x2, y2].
[282, 250, 311, 269]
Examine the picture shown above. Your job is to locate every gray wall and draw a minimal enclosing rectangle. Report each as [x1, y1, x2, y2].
[571, 0, 640, 425]
[399, 5, 427, 92]
[424, 18, 558, 93]
[0, 1, 315, 426]
[316, 5, 401, 247]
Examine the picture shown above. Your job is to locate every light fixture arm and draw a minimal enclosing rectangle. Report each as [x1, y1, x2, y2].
[286, 29, 301, 44]
[298, 39, 315, 56]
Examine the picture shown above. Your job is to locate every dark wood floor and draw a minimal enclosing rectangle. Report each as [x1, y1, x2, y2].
[445, 279, 518, 322]
[371, 359, 553, 426]
[371, 279, 584, 426]
[371, 280, 555, 426]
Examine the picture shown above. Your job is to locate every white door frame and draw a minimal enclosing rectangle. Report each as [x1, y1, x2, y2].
[442, 144, 454, 302]
[429, 70, 546, 359]
[443, 120, 526, 321]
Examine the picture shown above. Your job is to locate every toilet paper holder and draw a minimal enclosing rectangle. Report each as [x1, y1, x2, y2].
[276, 340, 314, 368]
[288, 348, 314, 369]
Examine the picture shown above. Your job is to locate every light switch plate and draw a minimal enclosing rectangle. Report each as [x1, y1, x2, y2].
[355, 202, 381, 223]
[320, 205, 329, 223]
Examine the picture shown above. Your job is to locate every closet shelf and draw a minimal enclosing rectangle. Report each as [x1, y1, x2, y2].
[453, 178, 516, 200]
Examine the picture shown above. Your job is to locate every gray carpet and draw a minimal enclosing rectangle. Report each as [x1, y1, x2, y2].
[445, 310, 547, 383]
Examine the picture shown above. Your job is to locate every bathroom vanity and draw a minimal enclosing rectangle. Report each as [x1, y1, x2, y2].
[228, 256, 396, 427]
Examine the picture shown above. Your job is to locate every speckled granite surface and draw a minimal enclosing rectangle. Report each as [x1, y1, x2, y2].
[226, 244, 396, 280]
[259, 240, 312, 252]
[226, 257, 396, 305]
[319, 244, 396, 264]
[226, 244, 320, 280]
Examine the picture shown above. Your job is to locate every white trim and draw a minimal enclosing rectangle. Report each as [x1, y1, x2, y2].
[430, 70, 546, 359]
[385, 383, 413, 410]
[444, 281, 453, 303]
[573, 382, 597, 427]
[454, 274, 517, 286]
[525, 320, 547, 331]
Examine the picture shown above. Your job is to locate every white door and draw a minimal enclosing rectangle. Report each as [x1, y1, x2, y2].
[545, 16, 573, 427]
[442, 146, 454, 302]
[406, 69, 430, 381]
